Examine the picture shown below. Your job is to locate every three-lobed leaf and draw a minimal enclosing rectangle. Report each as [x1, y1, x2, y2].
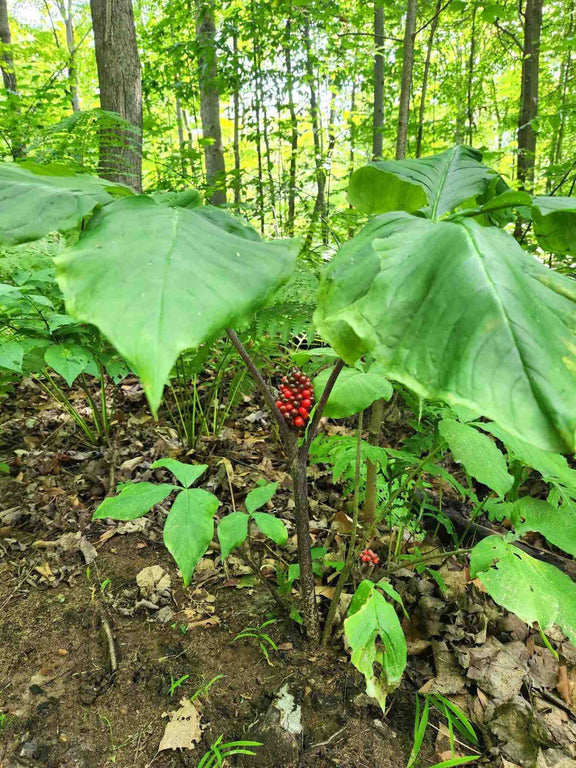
[349, 146, 496, 220]
[315, 212, 576, 453]
[0, 162, 117, 245]
[55, 197, 298, 414]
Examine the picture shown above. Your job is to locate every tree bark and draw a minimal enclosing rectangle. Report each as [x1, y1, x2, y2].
[466, 5, 477, 146]
[415, 0, 442, 157]
[195, 0, 226, 204]
[372, 2, 385, 159]
[284, 20, 298, 237]
[232, 33, 241, 205]
[396, 0, 418, 160]
[303, 14, 326, 250]
[0, 0, 25, 159]
[90, 0, 142, 191]
[516, 0, 543, 192]
[56, 0, 80, 112]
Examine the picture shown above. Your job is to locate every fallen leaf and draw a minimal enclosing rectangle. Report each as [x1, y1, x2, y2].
[120, 456, 145, 471]
[35, 562, 54, 581]
[159, 698, 202, 752]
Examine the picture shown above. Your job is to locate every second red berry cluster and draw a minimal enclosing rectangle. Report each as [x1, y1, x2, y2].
[360, 548, 380, 566]
[276, 368, 315, 430]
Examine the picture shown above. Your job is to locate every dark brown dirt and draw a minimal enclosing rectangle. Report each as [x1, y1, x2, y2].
[0, 379, 430, 768]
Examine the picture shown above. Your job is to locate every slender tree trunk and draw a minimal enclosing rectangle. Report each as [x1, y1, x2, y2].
[548, 0, 574, 187]
[415, 0, 442, 157]
[56, 0, 80, 112]
[252, 72, 265, 232]
[175, 95, 188, 178]
[516, 0, 543, 192]
[303, 14, 326, 250]
[396, 0, 418, 160]
[90, 0, 142, 191]
[466, 5, 477, 146]
[195, 0, 226, 204]
[285, 20, 298, 237]
[232, 33, 241, 205]
[181, 107, 197, 177]
[373, 2, 385, 159]
[347, 80, 357, 238]
[0, 0, 25, 158]
[262, 99, 279, 235]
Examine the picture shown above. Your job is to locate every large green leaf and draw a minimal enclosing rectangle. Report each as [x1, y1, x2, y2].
[344, 580, 407, 711]
[44, 342, 89, 386]
[532, 196, 576, 256]
[55, 197, 298, 414]
[348, 166, 427, 216]
[0, 162, 116, 245]
[251, 512, 288, 546]
[476, 422, 576, 496]
[509, 496, 576, 557]
[245, 482, 279, 514]
[0, 340, 24, 372]
[92, 482, 176, 521]
[163, 488, 220, 586]
[470, 536, 576, 645]
[315, 212, 576, 453]
[217, 511, 249, 559]
[150, 459, 208, 488]
[438, 418, 513, 498]
[349, 146, 496, 220]
[313, 365, 393, 418]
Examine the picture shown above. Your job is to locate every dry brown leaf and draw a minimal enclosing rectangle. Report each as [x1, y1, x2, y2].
[315, 585, 336, 599]
[159, 698, 202, 752]
[34, 562, 54, 581]
[120, 456, 145, 471]
[557, 664, 571, 706]
[186, 616, 220, 629]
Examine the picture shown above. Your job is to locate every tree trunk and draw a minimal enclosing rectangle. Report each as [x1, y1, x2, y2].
[517, 0, 543, 192]
[372, 2, 385, 159]
[175, 95, 188, 178]
[303, 14, 326, 250]
[56, 0, 80, 112]
[415, 0, 442, 157]
[284, 20, 298, 237]
[195, 0, 226, 204]
[466, 5, 477, 146]
[232, 33, 241, 205]
[90, 0, 142, 191]
[0, 0, 25, 159]
[396, 0, 418, 160]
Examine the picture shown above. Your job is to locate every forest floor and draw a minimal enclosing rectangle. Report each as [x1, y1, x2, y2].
[1, 377, 576, 768]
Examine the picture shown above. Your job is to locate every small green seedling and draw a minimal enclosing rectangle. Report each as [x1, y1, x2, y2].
[233, 619, 278, 666]
[169, 674, 190, 697]
[93, 464, 288, 588]
[190, 674, 225, 703]
[197, 735, 262, 768]
[406, 693, 480, 768]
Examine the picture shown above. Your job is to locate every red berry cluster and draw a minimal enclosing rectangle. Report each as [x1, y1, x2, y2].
[361, 548, 380, 566]
[276, 368, 315, 430]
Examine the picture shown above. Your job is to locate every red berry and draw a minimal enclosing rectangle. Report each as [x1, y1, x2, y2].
[302, 389, 311, 398]
[301, 399, 311, 409]
[294, 416, 305, 428]
[298, 407, 309, 419]
[275, 400, 283, 409]
[284, 389, 293, 398]
[372, 557, 380, 565]
[361, 554, 370, 563]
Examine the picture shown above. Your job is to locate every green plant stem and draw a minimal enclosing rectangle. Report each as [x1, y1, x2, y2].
[36, 371, 97, 444]
[98, 363, 110, 441]
[321, 411, 364, 646]
[385, 547, 471, 576]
